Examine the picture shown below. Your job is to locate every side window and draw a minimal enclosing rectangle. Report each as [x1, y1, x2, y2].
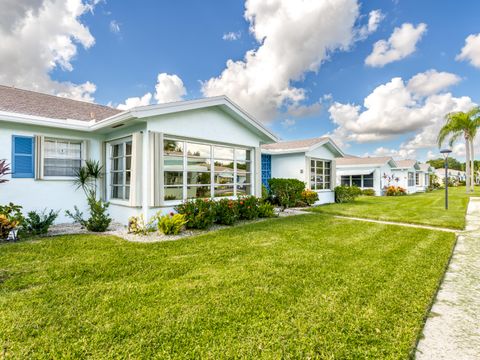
[12, 135, 34, 178]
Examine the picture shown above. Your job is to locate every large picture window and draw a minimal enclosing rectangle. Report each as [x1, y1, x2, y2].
[110, 139, 132, 200]
[163, 138, 252, 201]
[44, 138, 83, 177]
[340, 173, 374, 188]
[310, 159, 331, 190]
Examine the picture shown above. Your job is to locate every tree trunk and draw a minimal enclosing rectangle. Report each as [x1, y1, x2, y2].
[471, 138, 475, 190]
[465, 137, 471, 192]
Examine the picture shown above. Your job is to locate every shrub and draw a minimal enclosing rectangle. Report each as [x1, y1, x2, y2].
[215, 199, 239, 225]
[258, 202, 276, 218]
[268, 178, 305, 208]
[301, 189, 318, 205]
[0, 159, 11, 184]
[157, 213, 187, 235]
[66, 196, 112, 232]
[0, 203, 23, 239]
[128, 214, 155, 235]
[237, 196, 259, 220]
[385, 186, 407, 196]
[22, 209, 58, 235]
[334, 185, 362, 203]
[176, 199, 216, 229]
[362, 189, 376, 196]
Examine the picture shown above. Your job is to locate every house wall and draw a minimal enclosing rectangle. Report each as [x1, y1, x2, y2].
[0, 122, 103, 223]
[336, 164, 395, 196]
[306, 146, 337, 204]
[392, 168, 417, 194]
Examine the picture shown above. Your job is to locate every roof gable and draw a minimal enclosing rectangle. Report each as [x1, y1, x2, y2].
[261, 137, 344, 157]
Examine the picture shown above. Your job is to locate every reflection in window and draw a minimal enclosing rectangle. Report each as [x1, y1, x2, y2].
[310, 159, 331, 190]
[110, 140, 132, 200]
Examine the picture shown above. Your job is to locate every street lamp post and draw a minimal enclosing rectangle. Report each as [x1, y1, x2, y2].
[440, 149, 452, 210]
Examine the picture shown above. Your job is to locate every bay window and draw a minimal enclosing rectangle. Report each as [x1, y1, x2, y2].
[310, 159, 331, 190]
[44, 138, 83, 177]
[163, 138, 252, 201]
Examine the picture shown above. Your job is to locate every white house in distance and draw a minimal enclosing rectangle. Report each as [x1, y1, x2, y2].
[0, 85, 277, 224]
[416, 163, 435, 191]
[261, 137, 344, 204]
[392, 159, 421, 194]
[336, 156, 398, 196]
[434, 168, 467, 185]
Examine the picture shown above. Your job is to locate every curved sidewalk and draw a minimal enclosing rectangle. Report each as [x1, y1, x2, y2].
[416, 197, 480, 359]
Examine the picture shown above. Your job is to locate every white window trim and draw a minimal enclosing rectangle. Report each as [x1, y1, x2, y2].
[162, 136, 254, 204]
[42, 137, 85, 180]
[340, 173, 375, 188]
[310, 158, 332, 191]
[107, 136, 132, 202]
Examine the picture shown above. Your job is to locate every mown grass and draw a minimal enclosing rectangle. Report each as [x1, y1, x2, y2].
[310, 186, 480, 230]
[0, 214, 455, 359]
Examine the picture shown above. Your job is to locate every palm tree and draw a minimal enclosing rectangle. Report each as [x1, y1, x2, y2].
[438, 107, 480, 192]
[0, 159, 11, 184]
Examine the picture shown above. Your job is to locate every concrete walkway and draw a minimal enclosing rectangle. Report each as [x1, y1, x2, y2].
[416, 197, 480, 359]
[333, 215, 458, 233]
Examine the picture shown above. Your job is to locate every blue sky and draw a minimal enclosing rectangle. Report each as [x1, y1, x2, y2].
[2, 0, 480, 161]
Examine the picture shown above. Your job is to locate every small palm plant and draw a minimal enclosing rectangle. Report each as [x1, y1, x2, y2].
[66, 160, 111, 232]
[438, 107, 480, 192]
[0, 159, 11, 184]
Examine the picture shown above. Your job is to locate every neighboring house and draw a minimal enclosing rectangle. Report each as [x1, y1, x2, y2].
[392, 159, 421, 194]
[0, 85, 277, 224]
[416, 163, 435, 192]
[434, 168, 467, 185]
[336, 156, 398, 196]
[261, 137, 344, 204]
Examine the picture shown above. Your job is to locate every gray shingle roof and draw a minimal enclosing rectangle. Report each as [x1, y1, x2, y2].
[0, 84, 121, 121]
[336, 156, 395, 166]
[261, 137, 329, 151]
[395, 159, 418, 168]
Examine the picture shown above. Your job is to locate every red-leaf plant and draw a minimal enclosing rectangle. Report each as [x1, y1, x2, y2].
[0, 159, 11, 184]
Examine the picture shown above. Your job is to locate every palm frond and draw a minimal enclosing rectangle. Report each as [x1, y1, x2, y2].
[85, 160, 103, 179]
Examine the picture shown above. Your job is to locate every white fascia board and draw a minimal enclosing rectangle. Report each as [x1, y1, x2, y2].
[261, 148, 309, 155]
[308, 138, 345, 157]
[0, 110, 95, 131]
[337, 163, 384, 168]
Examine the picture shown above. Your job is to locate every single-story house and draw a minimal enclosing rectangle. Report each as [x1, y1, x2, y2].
[392, 159, 421, 194]
[0, 85, 277, 224]
[416, 163, 435, 192]
[434, 168, 467, 185]
[261, 137, 344, 204]
[336, 156, 398, 196]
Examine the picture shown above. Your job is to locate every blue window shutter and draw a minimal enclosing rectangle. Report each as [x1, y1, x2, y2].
[261, 154, 271, 189]
[12, 135, 35, 178]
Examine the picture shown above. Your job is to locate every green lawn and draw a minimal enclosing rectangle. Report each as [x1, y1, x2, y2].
[0, 215, 455, 358]
[310, 186, 480, 230]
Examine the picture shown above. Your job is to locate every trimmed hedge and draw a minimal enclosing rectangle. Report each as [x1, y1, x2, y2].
[268, 178, 305, 208]
[334, 185, 362, 203]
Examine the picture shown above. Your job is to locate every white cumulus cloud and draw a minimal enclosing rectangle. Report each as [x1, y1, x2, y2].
[328, 70, 474, 151]
[154, 73, 186, 104]
[358, 9, 384, 39]
[407, 69, 461, 97]
[365, 22, 427, 67]
[0, 0, 99, 101]
[456, 33, 480, 68]
[202, 0, 361, 122]
[117, 93, 152, 110]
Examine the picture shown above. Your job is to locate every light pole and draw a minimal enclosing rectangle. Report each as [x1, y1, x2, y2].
[440, 149, 452, 210]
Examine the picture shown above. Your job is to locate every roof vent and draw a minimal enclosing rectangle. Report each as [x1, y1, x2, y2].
[111, 123, 124, 129]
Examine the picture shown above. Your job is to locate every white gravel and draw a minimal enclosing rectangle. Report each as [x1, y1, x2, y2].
[45, 207, 311, 243]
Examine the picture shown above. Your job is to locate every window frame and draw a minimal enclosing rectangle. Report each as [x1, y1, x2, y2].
[340, 173, 375, 188]
[42, 137, 84, 179]
[108, 137, 132, 202]
[408, 172, 415, 187]
[12, 135, 35, 178]
[310, 158, 331, 191]
[163, 137, 254, 204]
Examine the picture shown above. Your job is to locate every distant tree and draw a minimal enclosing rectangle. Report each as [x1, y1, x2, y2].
[427, 157, 463, 171]
[438, 107, 480, 192]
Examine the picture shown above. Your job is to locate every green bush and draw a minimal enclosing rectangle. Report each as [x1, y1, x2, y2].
[258, 202, 276, 218]
[334, 185, 362, 203]
[66, 196, 112, 232]
[0, 203, 23, 239]
[301, 189, 319, 205]
[237, 196, 259, 220]
[157, 213, 187, 235]
[361, 189, 376, 196]
[22, 209, 58, 235]
[176, 199, 216, 229]
[215, 199, 239, 225]
[268, 178, 305, 208]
